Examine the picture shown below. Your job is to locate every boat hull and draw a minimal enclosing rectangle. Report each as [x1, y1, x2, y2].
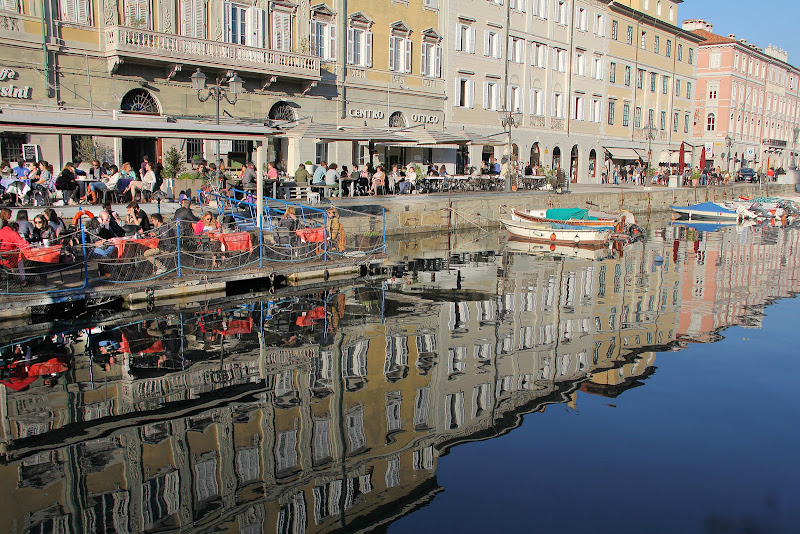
[501, 218, 613, 245]
[511, 208, 618, 228]
[670, 202, 740, 221]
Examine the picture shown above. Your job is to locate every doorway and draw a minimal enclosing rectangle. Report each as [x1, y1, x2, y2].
[122, 137, 157, 169]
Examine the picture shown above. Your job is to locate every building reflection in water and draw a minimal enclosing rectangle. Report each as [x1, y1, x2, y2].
[0, 224, 798, 533]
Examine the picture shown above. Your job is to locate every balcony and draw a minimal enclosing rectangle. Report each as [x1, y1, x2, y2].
[104, 26, 320, 81]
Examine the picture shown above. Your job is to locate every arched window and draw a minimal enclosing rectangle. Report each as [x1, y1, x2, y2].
[669, 5, 674, 21]
[268, 101, 297, 122]
[388, 111, 406, 128]
[706, 113, 716, 131]
[656, 1, 662, 16]
[120, 89, 159, 114]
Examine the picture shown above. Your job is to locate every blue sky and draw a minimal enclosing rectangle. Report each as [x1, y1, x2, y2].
[679, 0, 799, 64]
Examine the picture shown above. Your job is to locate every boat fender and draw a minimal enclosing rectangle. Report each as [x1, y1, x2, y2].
[573, 235, 580, 244]
[550, 244, 556, 251]
[550, 233, 556, 241]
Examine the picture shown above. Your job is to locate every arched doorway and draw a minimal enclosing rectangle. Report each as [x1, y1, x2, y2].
[120, 89, 160, 167]
[552, 146, 561, 169]
[531, 143, 541, 167]
[268, 102, 297, 170]
[589, 149, 597, 180]
[570, 144, 579, 183]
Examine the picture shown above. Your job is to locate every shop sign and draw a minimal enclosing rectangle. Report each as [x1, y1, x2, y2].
[0, 68, 31, 99]
[762, 138, 787, 147]
[348, 108, 385, 119]
[704, 143, 713, 159]
[411, 113, 440, 124]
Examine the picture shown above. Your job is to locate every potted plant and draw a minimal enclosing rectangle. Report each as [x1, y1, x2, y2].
[357, 230, 383, 249]
[691, 169, 701, 187]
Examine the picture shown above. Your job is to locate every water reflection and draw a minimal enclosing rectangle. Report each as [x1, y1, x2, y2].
[1, 222, 799, 533]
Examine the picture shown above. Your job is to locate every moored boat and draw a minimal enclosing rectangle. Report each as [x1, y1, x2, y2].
[670, 202, 741, 221]
[501, 218, 613, 245]
[511, 207, 620, 228]
[506, 236, 615, 260]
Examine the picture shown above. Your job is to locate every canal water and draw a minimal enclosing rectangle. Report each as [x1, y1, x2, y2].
[1, 218, 799, 533]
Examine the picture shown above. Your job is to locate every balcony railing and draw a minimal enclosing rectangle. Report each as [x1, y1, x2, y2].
[104, 26, 320, 80]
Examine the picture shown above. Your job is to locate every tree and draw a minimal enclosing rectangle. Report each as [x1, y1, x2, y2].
[74, 136, 113, 163]
[162, 146, 186, 179]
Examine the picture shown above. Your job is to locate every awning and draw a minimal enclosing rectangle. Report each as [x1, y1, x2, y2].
[278, 122, 407, 143]
[658, 150, 670, 164]
[604, 147, 641, 160]
[465, 131, 508, 146]
[399, 128, 472, 146]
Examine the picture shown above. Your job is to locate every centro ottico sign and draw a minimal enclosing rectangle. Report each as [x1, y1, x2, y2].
[0, 68, 32, 99]
[348, 108, 441, 124]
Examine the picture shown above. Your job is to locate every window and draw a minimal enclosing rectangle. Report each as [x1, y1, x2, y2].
[275, 430, 298, 473]
[186, 139, 203, 162]
[673, 111, 679, 132]
[654, 35, 659, 54]
[485, 30, 501, 58]
[421, 30, 443, 77]
[662, 75, 669, 95]
[666, 39, 672, 57]
[508, 84, 522, 112]
[608, 99, 616, 125]
[555, 0, 567, 25]
[706, 113, 715, 131]
[271, 8, 290, 51]
[456, 23, 476, 53]
[609, 62, 616, 83]
[675, 78, 681, 97]
[623, 102, 630, 127]
[484, 80, 500, 110]
[553, 92, 564, 118]
[648, 108, 654, 128]
[531, 0, 546, 18]
[611, 20, 618, 40]
[455, 77, 474, 108]
[591, 55, 602, 80]
[590, 97, 601, 123]
[347, 18, 373, 68]
[594, 14, 605, 36]
[709, 52, 721, 69]
[576, 7, 587, 31]
[684, 113, 689, 133]
[531, 42, 546, 68]
[669, 5, 673, 20]
[509, 0, 526, 11]
[677, 43, 683, 61]
[552, 48, 567, 72]
[310, 10, 337, 61]
[423, 0, 437, 7]
[660, 110, 666, 130]
[640, 31, 646, 49]
[708, 86, 717, 99]
[688, 48, 694, 64]
[573, 50, 585, 76]
[573, 93, 584, 120]
[637, 68, 644, 89]
[179, 0, 205, 37]
[656, 0, 662, 15]
[650, 72, 657, 92]
[686, 81, 692, 99]
[624, 65, 631, 86]
[626, 25, 633, 45]
[123, 0, 151, 28]
[531, 88, 545, 116]
[389, 31, 412, 73]
[508, 36, 525, 63]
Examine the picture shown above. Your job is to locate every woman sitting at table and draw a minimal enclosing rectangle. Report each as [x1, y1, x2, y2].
[55, 162, 79, 205]
[387, 165, 402, 195]
[0, 221, 28, 286]
[370, 166, 385, 196]
[194, 211, 220, 235]
[279, 206, 300, 232]
[87, 165, 121, 204]
[123, 162, 156, 201]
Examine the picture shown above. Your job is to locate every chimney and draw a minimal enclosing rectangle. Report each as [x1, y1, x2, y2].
[728, 34, 736, 39]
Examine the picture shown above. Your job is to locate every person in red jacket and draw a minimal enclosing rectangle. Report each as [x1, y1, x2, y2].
[0, 221, 29, 285]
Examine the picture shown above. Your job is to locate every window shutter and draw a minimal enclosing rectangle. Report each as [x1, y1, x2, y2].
[404, 39, 412, 73]
[483, 82, 489, 109]
[468, 27, 475, 53]
[467, 80, 474, 108]
[180, 0, 191, 36]
[61, 0, 76, 23]
[455, 24, 462, 51]
[435, 46, 441, 78]
[224, 2, 232, 43]
[328, 24, 336, 60]
[365, 31, 372, 67]
[247, 7, 265, 48]
[421, 43, 428, 76]
[347, 28, 354, 64]
[389, 36, 395, 71]
[455, 79, 462, 107]
[195, 0, 205, 38]
[76, 0, 90, 25]
[484, 30, 489, 57]
[1, 0, 18, 12]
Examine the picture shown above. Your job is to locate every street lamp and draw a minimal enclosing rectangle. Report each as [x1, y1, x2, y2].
[643, 125, 657, 177]
[724, 134, 734, 175]
[191, 68, 243, 167]
[498, 108, 523, 191]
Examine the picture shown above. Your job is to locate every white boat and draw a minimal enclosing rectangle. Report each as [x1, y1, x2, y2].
[501, 218, 613, 245]
[510, 207, 619, 228]
[670, 202, 741, 221]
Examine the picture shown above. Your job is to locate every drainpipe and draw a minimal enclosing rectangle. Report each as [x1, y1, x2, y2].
[339, 0, 347, 120]
[40, 0, 50, 97]
[565, 0, 576, 137]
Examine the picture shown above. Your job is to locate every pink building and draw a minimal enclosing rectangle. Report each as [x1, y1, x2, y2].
[683, 19, 800, 176]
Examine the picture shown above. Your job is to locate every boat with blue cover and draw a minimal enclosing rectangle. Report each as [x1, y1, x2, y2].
[670, 202, 741, 221]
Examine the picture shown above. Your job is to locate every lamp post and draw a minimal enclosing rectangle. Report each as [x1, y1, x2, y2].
[191, 68, 243, 167]
[724, 134, 734, 175]
[498, 108, 522, 191]
[643, 125, 657, 178]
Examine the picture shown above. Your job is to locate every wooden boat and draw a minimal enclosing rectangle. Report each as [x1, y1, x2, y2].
[501, 218, 613, 245]
[511, 207, 619, 228]
[670, 202, 740, 221]
[506, 236, 614, 260]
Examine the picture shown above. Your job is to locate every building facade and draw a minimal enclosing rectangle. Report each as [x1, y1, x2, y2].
[684, 19, 800, 175]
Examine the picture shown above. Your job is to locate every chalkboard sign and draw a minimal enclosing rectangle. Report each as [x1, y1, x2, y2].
[22, 144, 40, 162]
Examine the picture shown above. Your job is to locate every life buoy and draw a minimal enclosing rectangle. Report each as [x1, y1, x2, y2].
[72, 210, 95, 226]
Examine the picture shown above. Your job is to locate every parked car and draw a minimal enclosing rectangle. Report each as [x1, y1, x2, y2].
[737, 167, 758, 182]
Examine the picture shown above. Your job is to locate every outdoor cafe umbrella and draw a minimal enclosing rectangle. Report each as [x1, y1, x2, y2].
[678, 142, 686, 174]
[699, 144, 706, 170]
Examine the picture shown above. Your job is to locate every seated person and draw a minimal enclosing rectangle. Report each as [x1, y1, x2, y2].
[88, 164, 121, 204]
[278, 206, 300, 231]
[143, 213, 174, 275]
[193, 211, 220, 235]
[325, 206, 345, 252]
[294, 163, 311, 185]
[0, 221, 29, 285]
[85, 210, 125, 275]
[123, 201, 151, 235]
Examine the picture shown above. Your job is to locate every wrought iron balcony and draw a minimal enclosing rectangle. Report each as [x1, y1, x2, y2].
[104, 26, 320, 81]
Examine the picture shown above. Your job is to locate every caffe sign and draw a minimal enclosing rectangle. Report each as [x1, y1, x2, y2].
[0, 68, 31, 99]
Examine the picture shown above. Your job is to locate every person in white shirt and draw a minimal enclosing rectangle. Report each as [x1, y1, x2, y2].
[88, 165, 121, 204]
